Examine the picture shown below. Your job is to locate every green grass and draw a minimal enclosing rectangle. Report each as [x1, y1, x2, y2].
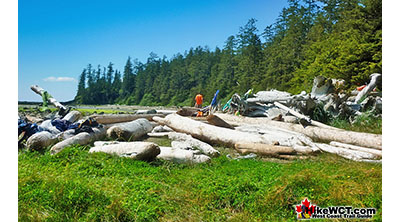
[19, 146, 382, 221]
[328, 112, 382, 134]
[74, 108, 135, 116]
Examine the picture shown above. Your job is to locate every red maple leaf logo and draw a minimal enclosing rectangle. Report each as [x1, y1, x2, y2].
[302, 198, 310, 208]
[296, 205, 302, 213]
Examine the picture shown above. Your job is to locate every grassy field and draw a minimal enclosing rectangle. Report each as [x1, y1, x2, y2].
[18, 144, 381, 221]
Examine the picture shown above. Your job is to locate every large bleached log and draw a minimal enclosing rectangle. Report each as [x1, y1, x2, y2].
[26, 131, 58, 151]
[157, 146, 211, 164]
[354, 73, 381, 104]
[153, 114, 283, 148]
[91, 114, 165, 124]
[315, 143, 378, 161]
[30, 85, 66, 111]
[234, 142, 296, 156]
[89, 142, 160, 161]
[62, 110, 82, 123]
[106, 118, 154, 141]
[50, 127, 106, 154]
[234, 124, 318, 151]
[168, 132, 220, 157]
[215, 113, 382, 150]
[329, 141, 382, 157]
[273, 101, 338, 130]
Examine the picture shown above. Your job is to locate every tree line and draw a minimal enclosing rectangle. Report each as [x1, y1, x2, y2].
[74, 0, 381, 106]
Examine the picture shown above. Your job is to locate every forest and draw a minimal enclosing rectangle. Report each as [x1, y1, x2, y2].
[74, 0, 381, 106]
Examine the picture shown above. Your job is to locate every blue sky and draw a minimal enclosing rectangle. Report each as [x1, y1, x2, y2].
[19, 0, 289, 102]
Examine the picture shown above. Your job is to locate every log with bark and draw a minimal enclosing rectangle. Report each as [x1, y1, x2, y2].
[215, 113, 382, 150]
[89, 141, 160, 161]
[50, 127, 106, 154]
[157, 146, 211, 164]
[106, 118, 154, 141]
[91, 114, 165, 124]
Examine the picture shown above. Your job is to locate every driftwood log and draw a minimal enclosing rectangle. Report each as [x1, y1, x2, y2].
[215, 113, 382, 150]
[89, 141, 160, 161]
[329, 141, 382, 157]
[315, 143, 379, 161]
[62, 110, 82, 123]
[234, 142, 296, 157]
[153, 114, 283, 148]
[50, 127, 106, 154]
[233, 124, 319, 152]
[168, 132, 220, 157]
[355, 73, 381, 104]
[273, 101, 338, 130]
[158, 146, 211, 164]
[26, 131, 58, 151]
[106, 118, 154, 141]
[91, 114, 165, 124]
[30, 85, 67, 111]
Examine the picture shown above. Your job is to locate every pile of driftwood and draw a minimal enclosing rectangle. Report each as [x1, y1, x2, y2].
[19, 107, 381, 163]
[224, 74, 382, 124]
[152, 113, 381, 162]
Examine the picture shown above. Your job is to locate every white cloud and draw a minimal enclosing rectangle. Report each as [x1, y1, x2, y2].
[43, 76, 76, 82]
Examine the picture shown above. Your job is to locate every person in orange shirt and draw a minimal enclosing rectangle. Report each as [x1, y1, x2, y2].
[195, 94, 203, 108]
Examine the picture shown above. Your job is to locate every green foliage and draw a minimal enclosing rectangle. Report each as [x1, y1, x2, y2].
[19, 147, 382, 221]
[73, 0, 381, 107]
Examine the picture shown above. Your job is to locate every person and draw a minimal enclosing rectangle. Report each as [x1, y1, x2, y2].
[195, 93, 203, 108]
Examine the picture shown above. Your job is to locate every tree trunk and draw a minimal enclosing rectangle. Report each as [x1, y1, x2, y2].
[215, 113, 382, 150]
